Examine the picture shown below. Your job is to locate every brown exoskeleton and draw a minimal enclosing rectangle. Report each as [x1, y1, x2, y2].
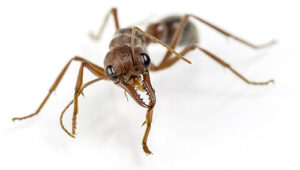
[12, 8, 275, 154]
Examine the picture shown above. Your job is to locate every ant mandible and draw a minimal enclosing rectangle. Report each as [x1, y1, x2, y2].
[12, 8, 275, 154]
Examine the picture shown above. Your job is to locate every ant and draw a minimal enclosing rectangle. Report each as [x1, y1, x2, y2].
[12, 8, 275, 154]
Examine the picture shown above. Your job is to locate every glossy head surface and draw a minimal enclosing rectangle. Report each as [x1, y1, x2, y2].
[104, 45, 148, 81]
[104, 45, 155, 108]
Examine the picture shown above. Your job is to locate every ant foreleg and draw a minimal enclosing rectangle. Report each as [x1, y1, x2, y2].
[12, 57, 105, 123]
[141, 107, 154, 155]
[60, 77, 105, 138]
[61, 58, 106, 136]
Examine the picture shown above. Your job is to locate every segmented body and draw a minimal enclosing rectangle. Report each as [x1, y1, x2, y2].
[104, 16, 198, 80]
[159, 16, 199, 46]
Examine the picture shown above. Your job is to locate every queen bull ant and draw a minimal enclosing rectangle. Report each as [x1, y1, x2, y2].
[12, 8, 275, 154]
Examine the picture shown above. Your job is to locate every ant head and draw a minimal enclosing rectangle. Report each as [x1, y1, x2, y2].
[104, 45, 150, 81]
[104, 45, 155, 108]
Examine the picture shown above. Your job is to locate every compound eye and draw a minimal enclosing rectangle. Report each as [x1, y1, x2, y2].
[140, 53, 151, 68]
[106, 65, 118, 81]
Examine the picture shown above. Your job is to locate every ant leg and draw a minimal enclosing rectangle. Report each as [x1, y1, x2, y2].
[12, 58, 74, 121]
[153, 44, 274, 85]
[72, 63, 84, 135]
[187, 14, 276, 49]
[159, 15, 190, 64]
[90, 8, 120, 41]
[12, 56, 105, 122]
[130, 26, 192, 154]
[64, 58, 106, 136]
[141, 107, 154, 154]
[70, 60, 106, 136]
[154, 14, 276, 68]
[60, 78, 104, 138]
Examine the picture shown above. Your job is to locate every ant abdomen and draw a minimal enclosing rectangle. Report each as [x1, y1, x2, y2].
[160, 15, 199, 46]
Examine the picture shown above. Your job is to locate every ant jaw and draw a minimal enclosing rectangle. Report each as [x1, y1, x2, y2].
[118, 81, 149, 108]
[118, 72, 156, 109]
[142, 72, 156, 108]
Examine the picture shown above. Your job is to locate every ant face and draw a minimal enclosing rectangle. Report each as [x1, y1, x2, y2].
[104, 45, 155, 108]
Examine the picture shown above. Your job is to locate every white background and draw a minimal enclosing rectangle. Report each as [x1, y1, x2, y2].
[1, 0, 300, 170]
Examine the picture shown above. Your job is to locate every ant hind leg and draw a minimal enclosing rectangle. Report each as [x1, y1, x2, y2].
[187, 14, 276, 49]
[151, 14, 276, 70]
[152, 44, 274, 85]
